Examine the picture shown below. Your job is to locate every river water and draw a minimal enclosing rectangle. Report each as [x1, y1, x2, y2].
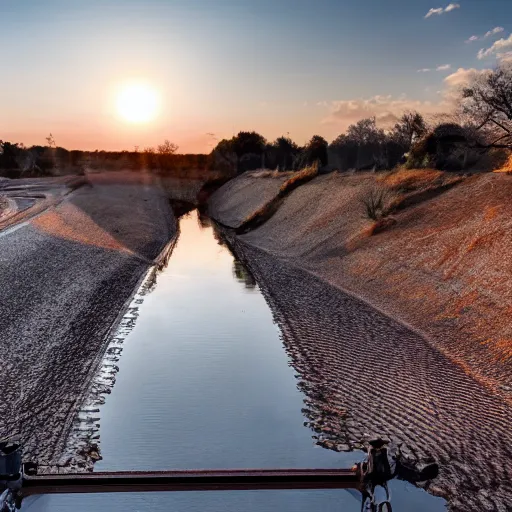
[23, 210, 445, 512]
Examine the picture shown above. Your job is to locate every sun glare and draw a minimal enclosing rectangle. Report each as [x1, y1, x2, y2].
[116, 83, 160, 124]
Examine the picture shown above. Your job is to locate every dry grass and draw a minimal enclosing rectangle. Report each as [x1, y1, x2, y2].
[279, 163, 319, 194]
[358, 168, 465, 235]
[251, 169, 293, 179]
[237, 164, 320, 233]
[378, 169, 464, 213]
[378, 168, 445, 192]
[365, 217, 398, 236]
[494, 154, 512, 175]
[360, 185, 394, 220]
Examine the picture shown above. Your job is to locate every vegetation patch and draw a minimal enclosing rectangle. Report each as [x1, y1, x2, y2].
[236, 163, 319, 234]
[379, 168, 445, 191]
[360, 168, 465, 235]
[360, 185, 395, 221]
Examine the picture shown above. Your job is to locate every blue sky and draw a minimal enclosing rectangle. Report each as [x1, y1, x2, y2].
[1, 0, 511, 151]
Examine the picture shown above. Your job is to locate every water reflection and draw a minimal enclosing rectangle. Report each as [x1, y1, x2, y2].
[232, 260, 257, 290]
[196, 208, 211, 230]
[23, 210, 444, 512]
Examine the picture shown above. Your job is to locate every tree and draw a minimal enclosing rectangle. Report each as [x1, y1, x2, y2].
[157, 140, 179, 155]
[211, 138, 237, 173]
[46, 133, 56, 148]
[330, 117, 410, 171]
[346, 117, 385, 145]
[231, 131, 266, 159]
[461, 64, 512, 150]
[270, 136, 299, 170]
[329, 133, 359, 170]
[301, 135, 328, 167]
[215, 131, 266, 173]
[346, 118, 387, 170]
[0, 141, 22, 170]
[392, 112, 427, 149]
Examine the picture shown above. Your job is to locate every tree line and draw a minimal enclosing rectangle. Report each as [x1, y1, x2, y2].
[2, 64, 511, 178]
[212, 63, 512, 173]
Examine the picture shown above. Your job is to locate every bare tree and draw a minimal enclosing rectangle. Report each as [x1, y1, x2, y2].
[392, 111, 427, 148]
[462, 65, 512, 150]
[157, 140, 179, 155]
[46, 133, 56, 148]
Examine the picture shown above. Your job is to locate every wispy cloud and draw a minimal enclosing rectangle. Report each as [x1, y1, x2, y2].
[322, 95, 450, 129]
[425, 3, 460, 18]
[444, 3, 460, 12]
[466, 26, 504, 43]
[485, 26, 505, 38]
[416, 65, 451, 72]
[478, 33, 512, 59]
[322, 67, 491, 130]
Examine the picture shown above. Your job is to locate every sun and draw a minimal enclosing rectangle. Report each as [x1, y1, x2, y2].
[116, 83, 160, 123]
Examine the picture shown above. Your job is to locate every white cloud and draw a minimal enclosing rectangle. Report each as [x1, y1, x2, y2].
[484, 26, 504, 38]
[425, 7, 443, 18]
[425, 3, 460, 18]
[466, 27, 504, 43]
[445, 3, 460, 12]
[443, 67, 492, 99]
[321, 67, 493, 130]
[478, 33, 512, 59]
[417, 65, 451, 72]
[322, 95, 451, 129]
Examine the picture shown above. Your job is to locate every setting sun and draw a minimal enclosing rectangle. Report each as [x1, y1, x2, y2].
[116, 83, 160, 124]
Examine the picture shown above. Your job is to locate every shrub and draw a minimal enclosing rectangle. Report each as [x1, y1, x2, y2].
[406, 123, 483, 171]
[361, 186, 392, 220]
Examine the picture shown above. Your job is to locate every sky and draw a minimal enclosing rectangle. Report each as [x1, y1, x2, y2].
[1, 0, 511, 153]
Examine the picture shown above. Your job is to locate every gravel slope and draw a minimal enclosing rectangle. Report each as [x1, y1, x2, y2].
[210, 171, 512, 511]
[208, 171, 289, 228]
[212, 171, 512, 396]
[233, 240, 512, 512]
[0, 172, 175, 463]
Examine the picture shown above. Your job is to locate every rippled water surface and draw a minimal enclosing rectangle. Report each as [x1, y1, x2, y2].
[24, 211, 445, 512]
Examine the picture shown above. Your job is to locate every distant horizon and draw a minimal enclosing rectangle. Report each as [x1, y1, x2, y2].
[2, 0, 511, 152]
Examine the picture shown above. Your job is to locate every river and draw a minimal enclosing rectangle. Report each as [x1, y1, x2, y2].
[22, 210, 445, 512]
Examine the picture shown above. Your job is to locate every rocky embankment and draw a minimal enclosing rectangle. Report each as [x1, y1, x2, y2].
[209, 169, 512, 512]
[210, 170, 512, 396]
[0, 171, 176, 465]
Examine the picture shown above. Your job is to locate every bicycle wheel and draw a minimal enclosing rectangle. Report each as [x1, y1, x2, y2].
[378, 501, 393, 512]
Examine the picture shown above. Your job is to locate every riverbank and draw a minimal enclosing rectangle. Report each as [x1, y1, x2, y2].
[208, 169, 512, 511]
[0, 171, 176, 464]
[209, 170, 512, 398]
